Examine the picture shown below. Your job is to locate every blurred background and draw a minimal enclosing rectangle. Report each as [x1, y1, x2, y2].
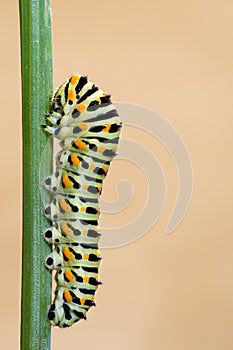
[1, 0, 233, 349]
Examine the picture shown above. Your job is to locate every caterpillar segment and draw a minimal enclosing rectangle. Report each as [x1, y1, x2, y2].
[43, 74, 122, 327]
[44, 221, 101, 245]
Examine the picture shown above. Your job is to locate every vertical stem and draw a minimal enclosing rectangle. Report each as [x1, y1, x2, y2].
[19, 0, 53, 349]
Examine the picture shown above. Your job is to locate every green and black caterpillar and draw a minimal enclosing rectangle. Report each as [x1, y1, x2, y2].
[43, 75, 122, 327]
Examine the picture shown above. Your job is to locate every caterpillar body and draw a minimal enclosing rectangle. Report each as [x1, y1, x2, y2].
[43, 74, 122, 327]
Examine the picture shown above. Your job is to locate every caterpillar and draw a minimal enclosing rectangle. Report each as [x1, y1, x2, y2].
[42, 74, 122, 327]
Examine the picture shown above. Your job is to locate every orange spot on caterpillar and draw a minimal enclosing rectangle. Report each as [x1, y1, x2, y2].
[79, 123, 88, 130]
[59, 199, 70, 212]
[62, 174, 73, 188]
[68, 89, 75, 101]
[83, 229, 88, 235]
[89, 164, 95, 170]
[71, 154, 80, 166]
[83, 276, 89, 283]
[98, 146, 105, 153]
[77, 104, 86, 112]
[80, 207, 86, 212]
[102, 166, 108, 173]
[74, 140, 86, 150]
[65, 270, 75, 282]
[80, 297, 86, 305]
[103, 124, 110, 132]
[83, 253, 89, 260]
[64, 290, 72, 302]
[82, 184, 88, 190]
[70, 75, 79, 85]
[63, 247, 74, 260]
[61, 223, 72, 236]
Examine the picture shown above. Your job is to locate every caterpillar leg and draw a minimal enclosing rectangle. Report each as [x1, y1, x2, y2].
[42, 124, 56, 135]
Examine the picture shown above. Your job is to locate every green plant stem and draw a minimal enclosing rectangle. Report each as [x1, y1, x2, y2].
[19, 0, 53, 349]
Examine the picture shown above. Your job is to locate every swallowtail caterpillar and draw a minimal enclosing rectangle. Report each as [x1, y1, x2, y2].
[43, 74, 122, 327]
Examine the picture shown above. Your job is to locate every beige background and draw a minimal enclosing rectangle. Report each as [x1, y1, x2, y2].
[1, 0, 233, 349]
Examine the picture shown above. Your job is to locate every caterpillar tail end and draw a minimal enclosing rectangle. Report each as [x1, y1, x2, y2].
[47, 302, 86, 328]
